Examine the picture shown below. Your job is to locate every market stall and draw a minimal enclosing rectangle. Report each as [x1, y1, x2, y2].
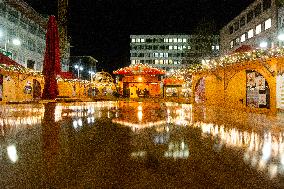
[113, 64, 165, 98]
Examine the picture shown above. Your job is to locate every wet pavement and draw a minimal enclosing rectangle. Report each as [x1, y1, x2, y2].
[0, 101, 283, 188]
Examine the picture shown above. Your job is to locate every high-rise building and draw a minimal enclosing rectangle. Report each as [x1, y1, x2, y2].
[130, 34, 219, 71]
[220, 0, 284, 55]
[0, 0, 69, 72]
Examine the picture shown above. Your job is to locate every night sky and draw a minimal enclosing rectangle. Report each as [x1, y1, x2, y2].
[26, 0, 254, 73]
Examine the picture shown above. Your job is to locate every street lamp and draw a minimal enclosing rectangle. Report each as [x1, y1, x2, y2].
[278, 34, 284, 41]
[259, 41, 268, 48]
[278, 34, 284, 47]
[88, 70, 95, 83]
[74, 64, 83, 79]
[12, 38, 21, 46]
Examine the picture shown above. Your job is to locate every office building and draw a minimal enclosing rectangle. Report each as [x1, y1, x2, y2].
[220, 0, 284, 55]
[130, 34, 219, 71]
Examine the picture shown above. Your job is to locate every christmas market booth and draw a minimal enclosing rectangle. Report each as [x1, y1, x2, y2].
[57, 77, 91, 99]
[0, 53, 44, 102]
[192, 47, 284, 113]
[113, 64, 165, 98]
[163, 76, 186, 97]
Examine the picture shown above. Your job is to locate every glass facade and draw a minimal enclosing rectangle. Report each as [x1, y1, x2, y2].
[130, 35, 220, 71]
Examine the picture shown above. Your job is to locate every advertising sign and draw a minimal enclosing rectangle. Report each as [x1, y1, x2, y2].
[246, 70, 269, 108]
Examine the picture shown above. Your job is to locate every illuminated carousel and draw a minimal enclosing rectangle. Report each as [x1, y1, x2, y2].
[90, 71, 116, 96]
[113, 64, 165, 98]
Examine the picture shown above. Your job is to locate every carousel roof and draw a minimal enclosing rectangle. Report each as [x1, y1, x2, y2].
[113, 63, 166, 75]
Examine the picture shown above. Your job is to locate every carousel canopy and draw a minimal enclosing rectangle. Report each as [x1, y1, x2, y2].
[113, 63, 166, 75]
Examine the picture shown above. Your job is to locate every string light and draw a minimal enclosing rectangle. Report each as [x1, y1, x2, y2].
[113, 63, 166, 75]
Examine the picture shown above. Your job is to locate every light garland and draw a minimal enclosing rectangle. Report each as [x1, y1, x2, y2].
[113, 63, 166, 75]
[202, 47, 284, 70]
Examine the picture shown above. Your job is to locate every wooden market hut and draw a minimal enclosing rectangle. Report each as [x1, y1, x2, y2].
[113, 64, 165, 98]
[163, 76, 185, 97]
[0, 52, 44, 102]
[0, 52, 92, 102]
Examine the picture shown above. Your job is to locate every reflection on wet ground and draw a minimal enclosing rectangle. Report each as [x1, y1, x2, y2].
[0, 101, 283, 188]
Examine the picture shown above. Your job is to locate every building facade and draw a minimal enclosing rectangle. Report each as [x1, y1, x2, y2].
[130, 35, 219, 71]
[0, 0, 69, 72]
[220, 0, 284, 55]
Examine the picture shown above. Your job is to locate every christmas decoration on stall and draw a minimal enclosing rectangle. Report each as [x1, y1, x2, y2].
[201, 47, 284, 70]
[92, 71, 114, 86]
[113, 63, 166, 75]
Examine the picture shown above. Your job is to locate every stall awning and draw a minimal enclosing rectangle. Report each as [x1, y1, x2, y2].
[113, 63, 165, 75]
[0, 52, 25, 68]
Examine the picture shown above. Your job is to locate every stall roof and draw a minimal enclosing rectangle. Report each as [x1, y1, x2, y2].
[0, 52, 25, 68]
[113, 63, 166, 75]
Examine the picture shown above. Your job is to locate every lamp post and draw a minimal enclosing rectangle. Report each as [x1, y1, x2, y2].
[74, 64, 83, 79]
[278, 34, 284, 47]
[88, 70, 95, 83]
[259, 41, 268, 49]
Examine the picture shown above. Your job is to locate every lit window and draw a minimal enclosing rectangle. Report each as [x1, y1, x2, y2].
[131, 60, 136, 64]
[164, 53, 168, 57]
[178, 46, 182, 50]
[230, 41, 234, 48]
[131, 39, 135, 43]
[174, 61, 178, 64]
[169, 60, 173, 64]
[212, 46, 215, 50]
[173, 38, 177, 42]
[188, 46, 191, 49]
[155, 60, 159, 64]
[248, 29, 254, 38]
[137, 38, 140, 42]
[216, 45, 219, 50]
[256, 24, 261, 34]
[183, 38, 187, 42]
[241, 33, 246, 42]
[169, 38, 173, 43]
[164, 38, 169, 42]
[159, 60, 163, 64]
[178, 38, 182, 42]
[141, 38, 145, 42]
[164, 60, 168, 64]
[236, 38, 240, 43]
[265, 18, 271, 30]
[174, 46, 178, 50]
[183, 46, 187, 49]
[159, 53, 163, 57]
[169, 46, 173, 50]
[154, 53, 159, 57]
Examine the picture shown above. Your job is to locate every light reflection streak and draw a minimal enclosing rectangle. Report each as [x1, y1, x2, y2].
[131, 151, 146, 158]
[0, 102, 121, 136]
[164, 140, 189, 159]
[194, 122, 284, 178]
[112, 120, 167, 130]
[7, 144, 18, 163]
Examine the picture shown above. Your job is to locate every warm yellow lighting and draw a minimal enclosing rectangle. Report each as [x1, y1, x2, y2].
[7, 144, 18, 163]
[138, 111, 143, 122]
